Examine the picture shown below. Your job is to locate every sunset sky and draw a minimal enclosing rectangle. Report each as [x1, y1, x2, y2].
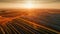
[0, 0, 60, 9]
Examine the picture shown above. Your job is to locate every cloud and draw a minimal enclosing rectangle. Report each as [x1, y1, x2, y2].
[36, 0, 60, 3]
[0, 0, 60, 3]
[0, 0, 24, 3]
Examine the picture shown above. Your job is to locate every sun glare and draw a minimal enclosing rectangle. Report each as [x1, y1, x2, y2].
[22, 0, 35, 9]
[24, 3, 33, 8]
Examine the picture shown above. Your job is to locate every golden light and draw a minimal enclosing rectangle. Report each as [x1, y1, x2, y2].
[23, 2, 33, 8]
[22, 0, 35, 9]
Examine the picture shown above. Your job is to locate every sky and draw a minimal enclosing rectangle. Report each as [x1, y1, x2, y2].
[0, 0, 60, 9]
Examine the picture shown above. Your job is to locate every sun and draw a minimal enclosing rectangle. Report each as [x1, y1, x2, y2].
[24, 3, 33, 8]
[22, 1, 35, 9]
[16, 0, 39, 9]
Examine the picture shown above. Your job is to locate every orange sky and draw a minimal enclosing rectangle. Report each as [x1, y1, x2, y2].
[0, 0, 60, 9]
